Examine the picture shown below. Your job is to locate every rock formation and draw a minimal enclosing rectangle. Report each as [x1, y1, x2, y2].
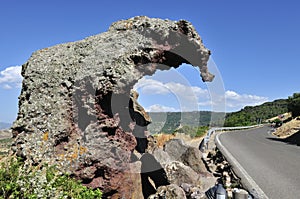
[11, 16, 214, 198]
[148, 138, 216, 198]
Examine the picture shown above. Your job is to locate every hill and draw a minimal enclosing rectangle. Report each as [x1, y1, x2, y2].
[148, 111, 225, 134]
[224, 99, 289, 127]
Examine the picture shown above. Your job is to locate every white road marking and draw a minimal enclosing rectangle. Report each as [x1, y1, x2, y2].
[215, 133, 269, 199]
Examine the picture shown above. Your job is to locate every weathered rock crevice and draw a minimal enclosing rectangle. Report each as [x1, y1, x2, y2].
[12, 16, 214, 198]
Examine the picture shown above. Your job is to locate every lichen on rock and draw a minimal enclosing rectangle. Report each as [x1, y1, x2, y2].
[11, 16, 214, 198]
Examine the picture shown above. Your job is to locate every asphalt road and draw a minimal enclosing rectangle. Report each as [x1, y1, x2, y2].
[219, 126, 300, 199]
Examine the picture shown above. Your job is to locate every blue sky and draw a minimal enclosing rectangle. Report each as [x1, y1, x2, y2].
[1, 0, 299, 123]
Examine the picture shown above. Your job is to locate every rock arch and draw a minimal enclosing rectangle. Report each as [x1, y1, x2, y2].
[12, 16, 214, 198]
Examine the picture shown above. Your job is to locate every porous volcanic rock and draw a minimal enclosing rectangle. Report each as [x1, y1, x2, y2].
[163, 139, 208, 174]
[165, 161, 201, 187]
[12, 16, 214, 198]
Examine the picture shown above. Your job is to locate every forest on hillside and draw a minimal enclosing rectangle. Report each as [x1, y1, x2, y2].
[224, 93, 300, 127]
[224, 99, 289, 126]
[288, 93, 300, 117]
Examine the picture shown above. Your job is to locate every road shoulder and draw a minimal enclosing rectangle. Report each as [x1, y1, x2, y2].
[215, 132, 269, 199]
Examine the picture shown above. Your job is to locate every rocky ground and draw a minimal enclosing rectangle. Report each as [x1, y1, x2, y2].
[0, 128, 240, 198]
[199, 131, 250, 199]
[148, 132, 250, 199]
[1, 128, 251, 198]
[142, 133, 216, 198]
[0, 132, 219, 198]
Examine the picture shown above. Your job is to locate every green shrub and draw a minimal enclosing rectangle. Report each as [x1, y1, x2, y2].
[272, 118, 283, 127]
[0, 157, 102, 199]
[195, 126, 209, 137]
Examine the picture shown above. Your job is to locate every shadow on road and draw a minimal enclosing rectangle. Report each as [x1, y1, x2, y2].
[268, 130, 300, 146]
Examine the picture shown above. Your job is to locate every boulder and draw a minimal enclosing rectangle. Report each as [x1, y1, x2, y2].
[165, 161, 201, 187]
[149, 184, 186, 199]
[182, 147, 208, 174]
[152, 148, 173, 167]
[164, 139, 208, 174]
[164, 139, 187, 160]
[11, 16, 213, 197]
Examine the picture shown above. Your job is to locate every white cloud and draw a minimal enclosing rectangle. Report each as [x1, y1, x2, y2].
[134, 78, 170, 95]
[146, 104, 179, 112]
[135, 78, 209, 99]
[135, 78, 219, 110]
[135, 78, 201, 111]
[134, 77, 268, 113]
[225, 90, 268, 111]
[2, 84, 12, 89]
[225, 90, 240, 99]
[0, 66, 23, 89]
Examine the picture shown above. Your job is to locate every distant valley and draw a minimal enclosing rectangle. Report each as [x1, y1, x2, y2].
[148, 111, 225, 134]
[147, 96, 293, 134]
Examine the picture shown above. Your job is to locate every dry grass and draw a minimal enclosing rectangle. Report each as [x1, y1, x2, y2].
[153, 132, 205, 148]
[274, 117, 300, 138]
[154, 134, 175, 148]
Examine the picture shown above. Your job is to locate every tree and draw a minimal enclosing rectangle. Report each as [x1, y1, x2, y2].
[288, 93, 300, 117]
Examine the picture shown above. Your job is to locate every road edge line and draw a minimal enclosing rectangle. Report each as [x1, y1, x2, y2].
[215, 132, 269, 199]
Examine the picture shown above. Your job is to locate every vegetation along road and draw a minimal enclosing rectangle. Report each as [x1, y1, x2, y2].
[218, 126, 300, 199]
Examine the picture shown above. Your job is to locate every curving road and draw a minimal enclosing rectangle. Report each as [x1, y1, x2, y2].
[218, 126, 300, 199]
